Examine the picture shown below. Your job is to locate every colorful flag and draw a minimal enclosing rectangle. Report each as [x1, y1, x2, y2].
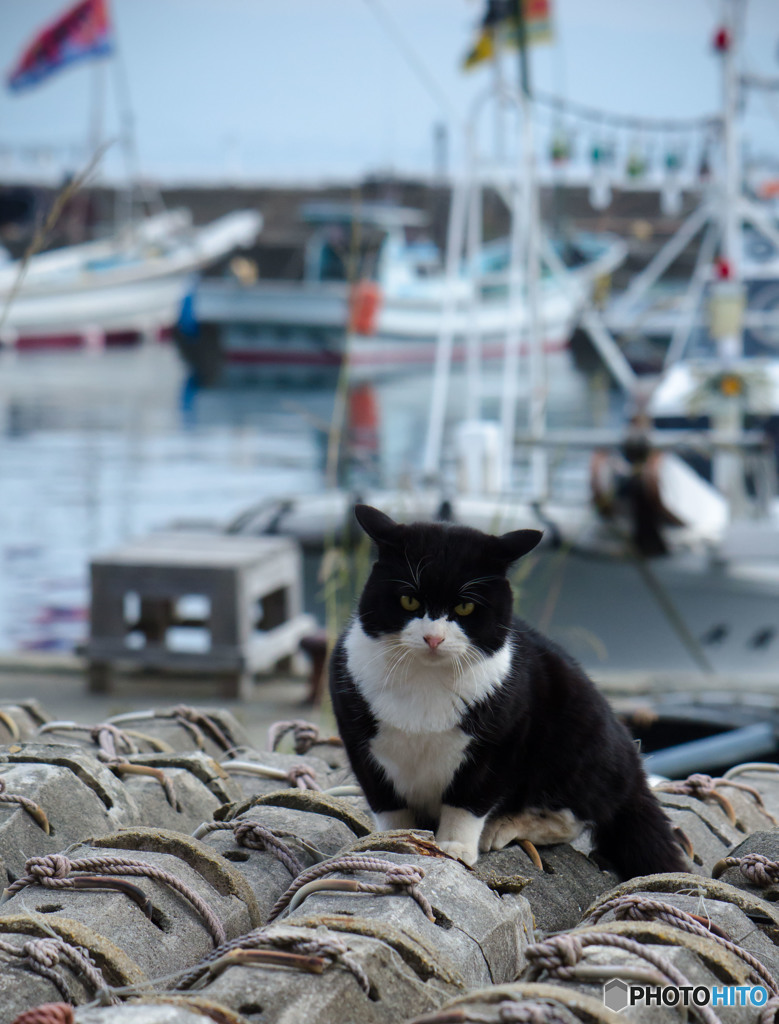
[463, 0, 553, 70]
[7, 0, 113, 93]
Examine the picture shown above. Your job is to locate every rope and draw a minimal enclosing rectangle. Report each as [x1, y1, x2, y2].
[525, 932, 722, 1024]
[268, 720, 327, 754]
[5, 854, 226, 946]
[196, 821, 305, 877]
[584, 893, 779, 995]
[656, 773, 738, 823]
[412, 1001, 578, 1024]
[167, 706, 233, 752]
[103, 760, 178, 809]
[175, 925, 370, 994]
[11, 1006, 74, 1024]
[760, 995, 779, 1024]
[90, 723, 138, 759]
[0, 777, 50, 832]
[496, 1004, 579, 1024]
[286, 765, 321, 791]
[267, 854, 434, 923]
[714, 853, 779, 888]
[0, 935, 117, 1005]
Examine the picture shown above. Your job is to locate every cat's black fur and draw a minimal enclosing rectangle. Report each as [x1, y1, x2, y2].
[329, 504, 685, 880]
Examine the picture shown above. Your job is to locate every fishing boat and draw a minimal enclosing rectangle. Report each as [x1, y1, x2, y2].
[0, 208, 262, 350]
[0, 0, 263, 351]
[182, 199, 625, 383]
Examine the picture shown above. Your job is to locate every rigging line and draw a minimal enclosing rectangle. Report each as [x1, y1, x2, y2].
[360, 0, 459, 123]
[533, 91, 719, 133]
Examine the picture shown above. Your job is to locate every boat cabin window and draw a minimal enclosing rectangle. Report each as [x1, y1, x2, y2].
[313, 224, 386, 283]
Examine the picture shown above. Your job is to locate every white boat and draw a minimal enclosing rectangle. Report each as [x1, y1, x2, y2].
[0, 208, 262, 349]
[187, 200, 626, 382]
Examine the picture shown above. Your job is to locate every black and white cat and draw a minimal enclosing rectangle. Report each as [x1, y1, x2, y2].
[329, 504, 686, 880]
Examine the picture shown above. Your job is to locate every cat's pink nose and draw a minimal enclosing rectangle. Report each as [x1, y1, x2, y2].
[424, 634, 444, 650]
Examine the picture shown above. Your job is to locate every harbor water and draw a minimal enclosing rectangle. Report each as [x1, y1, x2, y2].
[0, 341, 602, 655]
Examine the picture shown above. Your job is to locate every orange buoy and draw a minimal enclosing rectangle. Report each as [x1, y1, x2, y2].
[348, 280, 382, 335]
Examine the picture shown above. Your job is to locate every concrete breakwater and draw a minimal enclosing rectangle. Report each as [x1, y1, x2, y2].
[1, 704, 779, 1022]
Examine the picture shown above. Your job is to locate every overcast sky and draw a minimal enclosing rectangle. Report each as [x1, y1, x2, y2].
[0, 0, 777, 184]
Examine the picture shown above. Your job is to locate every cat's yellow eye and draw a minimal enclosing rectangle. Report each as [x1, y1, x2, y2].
[400, 595, 420, 612]
[454, 601, 475, 616]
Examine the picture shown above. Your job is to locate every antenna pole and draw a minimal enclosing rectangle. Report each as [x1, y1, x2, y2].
[512, 0, 547, 499]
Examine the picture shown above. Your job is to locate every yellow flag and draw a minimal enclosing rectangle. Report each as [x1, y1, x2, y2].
[462, 0, 553, 71]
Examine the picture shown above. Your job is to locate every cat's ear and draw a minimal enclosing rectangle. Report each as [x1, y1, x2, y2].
[354, 505, 403, 548]
[490, 528, 543, 566]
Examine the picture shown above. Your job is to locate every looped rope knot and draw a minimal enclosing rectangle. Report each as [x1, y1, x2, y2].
[662, 773, 717, 796]
[268, 853, 434, 922]
[525, 934, 583, 976]
[384, 863, 425, 887]
[23, 939, 60, 969]
[268, 719, 321, 754]
[286, 764, 320, 791]
[27, 855, 72, 883]
[498, 1001, 577, 1024]
[168, 705, 232, 751]
[90, 723, 136, 760]
[721, 853, 779, 887]
[232, 821, 305, 876]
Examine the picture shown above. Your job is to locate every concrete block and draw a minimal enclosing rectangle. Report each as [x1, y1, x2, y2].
[178, 921, 458, 1024]
[272, 847, 534, 990]
[196, 804, 364, 923]
[475, 842, 619, 934]
[0, 828, 259, 982]
[106, 707, 248, 758]
[0, 744, 140, 878]
[0, 912, 145, 1024]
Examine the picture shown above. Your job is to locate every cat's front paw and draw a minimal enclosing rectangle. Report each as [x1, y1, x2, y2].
[436, 839, 479, 866]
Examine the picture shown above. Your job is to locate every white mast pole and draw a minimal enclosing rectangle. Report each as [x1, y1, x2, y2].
[712, 0, 746, 511]
[422, 173, 469, 481]
[464, 124, 483, 422]
[514, 0, 548, 500]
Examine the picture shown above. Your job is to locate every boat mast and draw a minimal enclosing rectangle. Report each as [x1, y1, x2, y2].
[710, 0, 747, 509]
[514, 0, 547, 499]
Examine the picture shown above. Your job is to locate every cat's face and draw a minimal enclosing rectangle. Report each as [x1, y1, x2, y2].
[354, 505, 542, 664]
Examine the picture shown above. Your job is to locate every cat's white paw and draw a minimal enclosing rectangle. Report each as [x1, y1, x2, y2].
[436, 838, 479, 865]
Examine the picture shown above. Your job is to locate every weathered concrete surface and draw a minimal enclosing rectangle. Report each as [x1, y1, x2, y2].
[0, 912, 146, 1024]
[656, 791, 747, 874]
[586, 880, 779, 983]
[405, 981, 626, 1024]
[215, 788, 374, 838]
[477, 843, 619, 934]
[0, 828, 259, 981]
[116, 752, 242, 833]
[0, 744, 140, 877]
[197, 804, 363, 922]
[218, 748, 345, 799]
[186, 922, 459, 1024]
[0, 700, 50, 742]
[717, 766, 779, 823]
[105, 707, 249, 758]
[534, 919, 761, 1024]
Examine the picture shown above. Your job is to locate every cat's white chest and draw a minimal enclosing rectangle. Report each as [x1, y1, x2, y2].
[369, 724, 471, 816]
